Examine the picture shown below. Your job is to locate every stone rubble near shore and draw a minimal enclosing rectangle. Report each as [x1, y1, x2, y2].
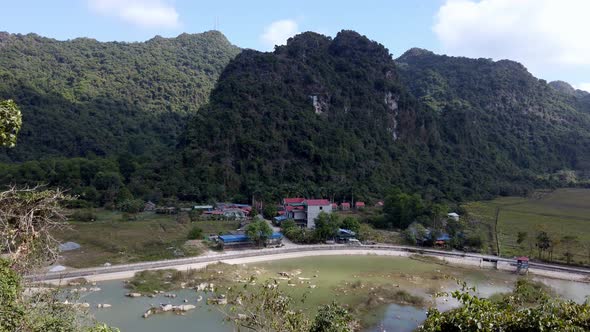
[142, 303, 197, 318]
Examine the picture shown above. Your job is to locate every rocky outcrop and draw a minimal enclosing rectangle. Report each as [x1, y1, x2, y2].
[385, 92, 399, 141]
[142, 303, 197, 318]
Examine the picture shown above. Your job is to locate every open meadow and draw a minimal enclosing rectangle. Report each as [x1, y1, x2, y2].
[54, 209, 239, 268]
[463, 188, 590, 265]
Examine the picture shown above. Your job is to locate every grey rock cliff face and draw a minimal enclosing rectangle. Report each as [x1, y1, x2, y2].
[385, 91, 399, 141]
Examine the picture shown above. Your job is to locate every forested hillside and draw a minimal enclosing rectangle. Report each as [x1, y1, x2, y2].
[2, 30, 590, 205]
[548, 80, 590, 112]
[0, 31, 240, 161]
[395, 48, 590, 176]
[179, 31, 590, 202]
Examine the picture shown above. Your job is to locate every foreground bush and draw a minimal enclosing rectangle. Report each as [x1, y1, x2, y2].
[419, 281, 590, 331]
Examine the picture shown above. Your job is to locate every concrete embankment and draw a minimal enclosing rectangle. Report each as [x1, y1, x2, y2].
[32, 245, 590, 284]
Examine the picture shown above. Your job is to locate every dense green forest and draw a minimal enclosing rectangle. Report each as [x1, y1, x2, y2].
[0, 30, 240, 161]
[1, 30, 590, 205]
[179, 31, 588, 202]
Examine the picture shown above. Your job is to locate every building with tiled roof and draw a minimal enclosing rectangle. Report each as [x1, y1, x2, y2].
[281, 197, 333, 228]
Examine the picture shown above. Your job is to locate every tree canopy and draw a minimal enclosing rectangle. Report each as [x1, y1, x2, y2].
[0, 31, 239, 161]
[246, 219, 273, 246]
[0, 99, 21, 147]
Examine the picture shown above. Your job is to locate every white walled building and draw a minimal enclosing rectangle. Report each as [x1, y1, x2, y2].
[283, 198, 333, 229]
[304, 199, 333, 228]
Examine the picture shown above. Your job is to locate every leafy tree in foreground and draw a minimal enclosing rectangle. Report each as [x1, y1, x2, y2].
[340, 217, 360, 234]
[561, 235, 579, 265]
[310, 302, 355, 332]
[0, 187, 120, 331]
[0, 99, 21, 148]
[263, 204, 278, 219]
[516, 231, 527, 246]
[0, 110, 118, 331]
[419, 281, 590, 331]
[118, 198, 144, 213]
[214, 281, 355, 332]
[246, 219, 273, 246]
[536, 231, 553, 260]
[187, 225, 204, 240]
[314, 212, 341, 242]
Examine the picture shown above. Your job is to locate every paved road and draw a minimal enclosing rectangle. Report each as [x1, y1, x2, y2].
[28, 244, 590, 282]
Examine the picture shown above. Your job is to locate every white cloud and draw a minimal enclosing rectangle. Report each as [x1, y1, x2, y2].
[575, 83, 590, 93]
[433, 0, 590, 72]
[88, 0, 180, 29]
[260, 19, 299, 50]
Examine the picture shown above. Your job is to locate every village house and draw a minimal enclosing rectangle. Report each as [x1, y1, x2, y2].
[202, 202, 252, 220]
[355, 201, 366, 209]
[282, 198, 333, 228]
[340, 202, 351, 211]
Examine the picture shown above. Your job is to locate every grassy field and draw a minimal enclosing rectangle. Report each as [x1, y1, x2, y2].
[463, 188, 590, 265]
[55, 209, 239, 268]
[334, 208, 403, 244]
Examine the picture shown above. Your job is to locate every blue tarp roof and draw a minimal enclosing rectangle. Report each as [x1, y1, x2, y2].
[274, 215, 288, 222]
[219, 234, 249, 243]
[219, 232, 283, 243]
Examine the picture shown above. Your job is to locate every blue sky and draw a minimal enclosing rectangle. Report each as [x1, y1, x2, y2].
[2, 0, 589, 91]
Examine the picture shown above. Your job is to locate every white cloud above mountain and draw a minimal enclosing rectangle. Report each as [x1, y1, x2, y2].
[575, 83, 590, 93]
[433, 0, 590, 72]
[260, 19, 299, 50]
[88, 0, 180, 29]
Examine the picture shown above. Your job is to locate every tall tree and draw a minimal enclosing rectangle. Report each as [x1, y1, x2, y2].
[340, 217, 360, 234]
[246, 219, 273, 247]
[517, 231, 527, 247]
[0, 102, 118, 331]
[314, 212, 341, 241]
[0, 99, 22, 148]
[536, 231, 552, 260]
[561, 235, 578, 265]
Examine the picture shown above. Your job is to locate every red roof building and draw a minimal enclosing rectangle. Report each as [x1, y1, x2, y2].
[355, 202, 366, 208]
[305, 199, 331, 206]
[283, 198, 305, 204]
[282, 197, 333, 228]
[341, 202, 351, 210]
[332, 203, 338, 209]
